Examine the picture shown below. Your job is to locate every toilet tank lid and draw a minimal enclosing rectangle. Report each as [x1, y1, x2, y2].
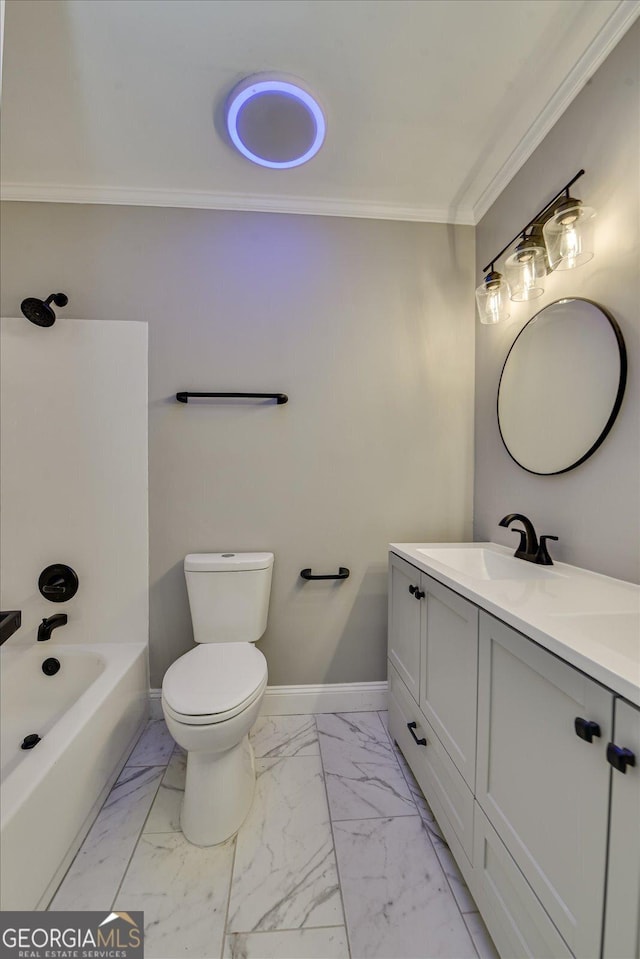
[184, 552, 274, 572]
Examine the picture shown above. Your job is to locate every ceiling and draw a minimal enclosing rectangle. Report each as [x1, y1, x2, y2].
[1, 0, 638, 224]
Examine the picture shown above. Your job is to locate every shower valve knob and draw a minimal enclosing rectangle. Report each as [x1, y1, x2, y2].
[38, 564, 79, 603]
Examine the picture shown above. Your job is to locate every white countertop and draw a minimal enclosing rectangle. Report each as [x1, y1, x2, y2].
[390, 542, 640, 707]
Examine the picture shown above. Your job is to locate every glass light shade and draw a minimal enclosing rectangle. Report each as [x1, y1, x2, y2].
[505, 239, 546, 301]
[543, 199, 596, 271]
[476, 271, 510, 324]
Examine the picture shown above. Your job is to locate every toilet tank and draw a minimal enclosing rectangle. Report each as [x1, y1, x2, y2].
[184, 552, 274, 644]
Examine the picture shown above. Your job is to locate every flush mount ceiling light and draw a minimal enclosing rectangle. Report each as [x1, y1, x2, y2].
[476, 169, 597, 324]
[225, 74, 326, 169]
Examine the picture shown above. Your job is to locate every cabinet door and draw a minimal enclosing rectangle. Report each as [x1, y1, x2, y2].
[477, 612, 612, 958]
[603, 698, 640, 959]
[419, 574, 478, 788]
[388, 553, 421, 702]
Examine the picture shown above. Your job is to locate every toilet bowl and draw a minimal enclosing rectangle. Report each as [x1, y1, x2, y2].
[161, 552, 273, 846]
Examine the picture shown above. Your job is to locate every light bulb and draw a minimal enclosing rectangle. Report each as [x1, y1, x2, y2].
[476, 271, 510, 324]
[505, 238, 546, 301]
[543, 198, 595, 271]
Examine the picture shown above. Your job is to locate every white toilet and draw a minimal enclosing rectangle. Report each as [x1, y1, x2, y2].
[161, 551, 273, 846]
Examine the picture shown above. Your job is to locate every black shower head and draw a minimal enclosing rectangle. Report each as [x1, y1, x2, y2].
[21, 293, 69, 327]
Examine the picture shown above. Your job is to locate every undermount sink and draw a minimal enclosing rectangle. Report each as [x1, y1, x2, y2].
[416, 547, 561, 581]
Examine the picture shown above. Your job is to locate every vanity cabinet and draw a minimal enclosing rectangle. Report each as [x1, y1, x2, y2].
[603, 697, 640, 959]
[477, 613, 611, 958]
[388, 553, 421, 702]
[388, 553, 478, 788]
[387, 549, 640, 959]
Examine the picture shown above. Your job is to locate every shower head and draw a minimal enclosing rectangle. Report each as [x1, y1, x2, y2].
[20, 293, 69, 327]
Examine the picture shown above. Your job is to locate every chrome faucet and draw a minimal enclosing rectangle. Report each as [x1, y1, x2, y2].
[498, 513, 558, 565]
[37, 613, 68, 641]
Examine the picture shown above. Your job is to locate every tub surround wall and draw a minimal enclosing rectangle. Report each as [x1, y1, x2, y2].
[474, 21, 640, 584]
[0, 318, 149, 646]
[0, 208, 475, 687]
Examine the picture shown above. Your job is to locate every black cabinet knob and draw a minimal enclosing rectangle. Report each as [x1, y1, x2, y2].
[574, 717, 601, 743]
[415, 589, 425, 600]
[409, 585, 417, 595]
[607, 743, 636, 774]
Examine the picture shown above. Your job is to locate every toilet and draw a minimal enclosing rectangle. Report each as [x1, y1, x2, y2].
[161, 551, 273, 846]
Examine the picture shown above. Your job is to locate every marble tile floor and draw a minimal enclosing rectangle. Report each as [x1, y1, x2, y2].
[49, 713, 498, 959]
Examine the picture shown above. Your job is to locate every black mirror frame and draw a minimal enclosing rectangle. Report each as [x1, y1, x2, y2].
[497, 297, 627, 476]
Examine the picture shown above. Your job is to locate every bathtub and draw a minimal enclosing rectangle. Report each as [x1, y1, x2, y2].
[0, 642, 148, 910]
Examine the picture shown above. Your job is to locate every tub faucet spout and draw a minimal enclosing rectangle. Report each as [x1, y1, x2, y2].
[38, 614, 68, 642]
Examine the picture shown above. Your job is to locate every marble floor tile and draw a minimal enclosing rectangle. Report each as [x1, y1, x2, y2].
[316, 713, 394, 765]
[223, 927, 350, 959]
[251, 714, 319, 758]
[114, 831, 235, 959]
[227, 755, 343, 933]
[144, 747, 187, 834]
[421, 814, 446, 843]
[464, 912, 500, 959]
[50, 766, 163, 911]
[431, 835, 478, 914]
[126, 720, 175, 767]
[333, 816, 477, 959]
[317, 712, 415, 820]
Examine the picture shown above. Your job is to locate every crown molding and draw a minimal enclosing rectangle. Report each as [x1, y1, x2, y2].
[472, 0, 640, 224]
[0, 182, 475, 226]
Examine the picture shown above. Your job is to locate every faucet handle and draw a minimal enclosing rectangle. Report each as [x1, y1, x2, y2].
[536, 535, 558, 566]
[505, 527, 528, 556]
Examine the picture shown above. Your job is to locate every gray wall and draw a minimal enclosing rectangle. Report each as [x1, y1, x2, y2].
[0, 205, 475, 685]
[474, 22, 640, 584]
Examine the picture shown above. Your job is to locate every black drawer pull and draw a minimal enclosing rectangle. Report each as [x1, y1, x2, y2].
[407, 721, 427, 746]
[574, 717, 601, 743]
[607, 743, 636, 774]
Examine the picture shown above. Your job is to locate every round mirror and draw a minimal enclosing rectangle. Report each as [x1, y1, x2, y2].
[497, 298, 626, 475]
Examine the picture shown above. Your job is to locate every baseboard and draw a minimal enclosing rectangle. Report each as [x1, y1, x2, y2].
[149, 681, 388, 718]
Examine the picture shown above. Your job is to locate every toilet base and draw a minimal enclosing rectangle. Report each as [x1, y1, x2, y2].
[180, 734, 256, 846]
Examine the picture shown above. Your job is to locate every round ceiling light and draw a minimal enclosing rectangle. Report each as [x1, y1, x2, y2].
[225, 75, 326, 169]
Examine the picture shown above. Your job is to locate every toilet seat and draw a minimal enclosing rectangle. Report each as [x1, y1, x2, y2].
[162, 643, 267, 726]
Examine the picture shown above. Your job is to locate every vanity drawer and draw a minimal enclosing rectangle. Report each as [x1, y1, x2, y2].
[388, 662, 474, 863]
[473, 802, 573, 959]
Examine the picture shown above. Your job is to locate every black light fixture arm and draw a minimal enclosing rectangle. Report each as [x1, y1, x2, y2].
[481, 169, 585, 274]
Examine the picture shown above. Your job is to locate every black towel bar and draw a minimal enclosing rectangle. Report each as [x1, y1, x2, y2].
[300, 567, 350, 581]
[176, 392, 288, 404]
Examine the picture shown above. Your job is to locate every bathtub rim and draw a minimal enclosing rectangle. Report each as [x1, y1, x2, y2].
[0, 641, 148, 828]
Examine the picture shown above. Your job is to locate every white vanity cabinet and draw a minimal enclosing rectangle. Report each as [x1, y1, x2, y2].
[387, 546, 640, 959]
[388, 553, 478, 787]
[388, 553, 421, 702]
[477, 613, 611, 958]
[603, 697, 640, 959]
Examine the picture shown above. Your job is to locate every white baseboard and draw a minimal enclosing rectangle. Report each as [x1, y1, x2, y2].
[149, 681, 388, 718]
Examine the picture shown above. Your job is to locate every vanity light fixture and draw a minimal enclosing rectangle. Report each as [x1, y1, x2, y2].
[542, 196, 596, 271]
[476, 169, 595, 323]
[225, 74, 326, 169]
[505, 230, 547, 302]
[475, 269, 510, 324]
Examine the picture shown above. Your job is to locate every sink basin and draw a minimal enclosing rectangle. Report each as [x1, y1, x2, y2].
[416, 547, 560, 581]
